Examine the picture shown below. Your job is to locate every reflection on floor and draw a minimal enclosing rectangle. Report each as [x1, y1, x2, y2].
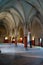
[0, 43, 43, 65]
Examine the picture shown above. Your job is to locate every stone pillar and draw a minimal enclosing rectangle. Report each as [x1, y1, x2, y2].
[29, 32, 32, 48]
[35, 38, 39, 46]
[9, 30, 12, 43]
[38, 38, 40, 46]
[24, 36, 27, 48]
[23, 26, 28, 48]
[15, 37, 17, 46]
[14, 28, 17, 46]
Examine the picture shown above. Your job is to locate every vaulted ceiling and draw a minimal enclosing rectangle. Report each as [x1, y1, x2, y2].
[0, 0, 43, 22]
[0, 0, 43, 39]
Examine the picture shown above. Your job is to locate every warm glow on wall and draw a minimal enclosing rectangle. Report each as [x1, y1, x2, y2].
[32, 36, 34, 40]
[19, 37, 23, 43]
[20, 37, 23, 41]
[12, 38, 15, 41]
[20, 37, 22, 40]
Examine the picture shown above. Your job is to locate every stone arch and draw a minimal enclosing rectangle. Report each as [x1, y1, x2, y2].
[30, 16, 42, 38]
[0, 11, 16, 42]
[28, 16, 43, 45]
[7, 8, 24, 39]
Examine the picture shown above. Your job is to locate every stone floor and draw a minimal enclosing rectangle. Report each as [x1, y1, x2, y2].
[0, 54, 43, 65]
[0, 43, 43, 65]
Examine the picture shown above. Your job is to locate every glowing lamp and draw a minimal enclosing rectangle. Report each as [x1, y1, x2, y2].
[40, 38, 42, 43]
[5, 37, 8, 40]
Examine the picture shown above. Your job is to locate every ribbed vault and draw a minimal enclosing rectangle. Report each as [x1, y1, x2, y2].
[0, 0, 43, 43]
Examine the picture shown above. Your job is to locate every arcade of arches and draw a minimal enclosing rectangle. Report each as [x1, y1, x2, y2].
[0, 0, 43, 48]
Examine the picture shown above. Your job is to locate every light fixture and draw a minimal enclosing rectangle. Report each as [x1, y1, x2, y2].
[40, 38, 42, 43]
[5, 36, 8, 40]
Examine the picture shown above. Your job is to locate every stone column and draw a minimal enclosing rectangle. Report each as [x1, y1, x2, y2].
[9, 30, 12, 43]
[23, 26, 28, 48]
[14, 28, 17, 46]
[28, 32, 32, 48]
[35, 38, 39, 46]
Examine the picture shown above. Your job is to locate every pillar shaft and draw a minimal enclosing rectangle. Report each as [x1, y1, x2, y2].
[13, 37, 17, 46]
[24, 36, 27, 48]
[14, 28, 17, 45]
[35, 38, 39, 46]
[9, 30, 12, 42]
[23, 26, 28, 48]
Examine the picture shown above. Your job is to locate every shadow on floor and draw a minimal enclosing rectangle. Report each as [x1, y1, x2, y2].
[0, 54, 43, 65]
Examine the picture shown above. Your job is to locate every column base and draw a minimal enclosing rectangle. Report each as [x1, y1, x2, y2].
[23, 36, 27, 48]
[15, 38, 17, 46]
